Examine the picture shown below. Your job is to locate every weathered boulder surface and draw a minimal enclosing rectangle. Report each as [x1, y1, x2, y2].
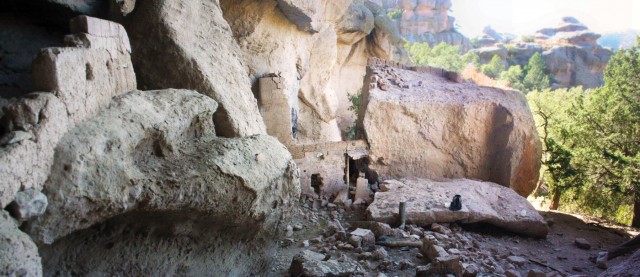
[26, 89, 300, 275]
[335, 2, 375, 45]
[27, 89, 299, 245]
[0, 211, 42, 277]
[360, 61, 542, 196]
[598, 249, 640, 277]
[0, 16, 135, 208]
[122, 0, 266, 138]
[367, 179, 549, 237]
[0, 93, 68, 208]
[276, 0, 322, 33]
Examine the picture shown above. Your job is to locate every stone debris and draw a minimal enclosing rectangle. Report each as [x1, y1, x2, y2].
[527, 269, 546, 277]
[574, 238, 591, 250]
[6, 189, 48, 222]
[350, 228, 375, 248]
[289, 250, 362, 277]
[508, 256, 528, 267]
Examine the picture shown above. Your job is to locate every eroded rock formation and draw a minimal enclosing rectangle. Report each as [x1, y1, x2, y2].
[0, 1, 557, 275]
[473, 17, 613, 89]
[359, 59, 542, 197]
[374, 0, 471, 51]
[121, 0, 266, 138]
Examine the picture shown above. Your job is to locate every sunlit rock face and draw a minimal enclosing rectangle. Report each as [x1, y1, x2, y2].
[473, 17, 613, 89]
[369, 0, 471, 51]
[360, 59, 542, 197]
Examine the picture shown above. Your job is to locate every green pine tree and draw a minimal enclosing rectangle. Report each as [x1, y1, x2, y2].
[523, 52, 550, 91]
[480, 55, 506, 79]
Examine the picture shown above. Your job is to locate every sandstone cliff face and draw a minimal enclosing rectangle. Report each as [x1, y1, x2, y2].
[220, 0, 410, 143]
[359, 60, 542, 197]
[473, 17, 612, 89]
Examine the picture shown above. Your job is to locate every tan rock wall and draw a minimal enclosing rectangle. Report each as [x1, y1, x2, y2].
[360, 59, 542, 196]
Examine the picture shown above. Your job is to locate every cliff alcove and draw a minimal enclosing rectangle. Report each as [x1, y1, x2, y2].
[0, 0, 638, 276]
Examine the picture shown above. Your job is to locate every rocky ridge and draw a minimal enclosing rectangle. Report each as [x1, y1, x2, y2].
[473, 17, 613, 89]
[372, 0, 472, 51]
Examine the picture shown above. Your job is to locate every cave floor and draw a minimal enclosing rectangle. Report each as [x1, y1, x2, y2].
[271, 197, 638, 276]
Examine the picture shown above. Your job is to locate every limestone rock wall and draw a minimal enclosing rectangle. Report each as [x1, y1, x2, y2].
[0, 15, 136, 208]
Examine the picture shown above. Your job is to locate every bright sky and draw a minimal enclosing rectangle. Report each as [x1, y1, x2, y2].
[450, 0, 640, 38]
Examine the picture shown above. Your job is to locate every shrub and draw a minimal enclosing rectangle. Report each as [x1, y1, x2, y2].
[479, 55, 506, 79]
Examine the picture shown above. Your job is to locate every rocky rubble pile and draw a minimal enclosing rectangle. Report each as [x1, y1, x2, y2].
[280, 197, 575, 277]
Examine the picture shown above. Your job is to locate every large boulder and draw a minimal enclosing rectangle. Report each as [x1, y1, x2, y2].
[360, 61, 542, 196]
[122, 0, 266, 138]
[543, 45, 611, 89]
[0, 211, 42, 276]
[26, 89, 300, 274]
[335, 2, 375, 45]
[367, 179, 549, 237]
[27, 89, 299, 244]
